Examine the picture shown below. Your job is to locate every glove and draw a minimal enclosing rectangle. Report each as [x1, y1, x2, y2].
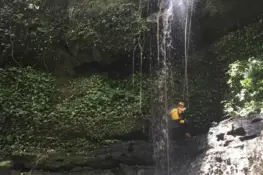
[180, 120, 185, 124]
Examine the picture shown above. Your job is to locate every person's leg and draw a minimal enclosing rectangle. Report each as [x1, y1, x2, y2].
[182, 123, 191, 138]
[172, 120, 183, 140]
[169, 120, 176, 140]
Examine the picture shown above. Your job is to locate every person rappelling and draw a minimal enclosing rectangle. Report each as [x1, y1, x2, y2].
[170, 102, 191, 138]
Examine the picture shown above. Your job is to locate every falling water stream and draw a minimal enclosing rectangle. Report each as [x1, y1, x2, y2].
[151, 0, 195, 174]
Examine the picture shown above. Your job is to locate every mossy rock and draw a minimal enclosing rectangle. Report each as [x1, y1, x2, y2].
[188, 20, 263, 122]
[197, 0, 263, 44]
[0, 160, 12, 168]
[9, 141, 153, 172]
[1, 67, 150, 153]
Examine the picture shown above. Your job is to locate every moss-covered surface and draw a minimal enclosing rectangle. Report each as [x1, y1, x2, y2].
[67, 0, 148, 54]
[211, 22, 263, 62]
[186, 49, 225, 128]
[2, 140, 153, 172]
[198, 0, 263, 44]
[188, 20, 263, 122]
[0, 160, 12, 168]
[0, 0, 148, 69]
[212, 22, 263, 116]
[0, 67, 150, 155]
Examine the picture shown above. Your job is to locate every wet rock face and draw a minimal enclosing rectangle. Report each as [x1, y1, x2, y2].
[1, 133, 208, 175]
[6, 140, 154, 174]
[195, 0, 263, 46]
[2, 114, 263, 175]
[189, 114, 263, 175]
[0, 166, 156, 175]
[227, 127, 246, 136]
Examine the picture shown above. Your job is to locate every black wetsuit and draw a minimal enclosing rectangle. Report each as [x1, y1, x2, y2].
[170, 112, 191, 139]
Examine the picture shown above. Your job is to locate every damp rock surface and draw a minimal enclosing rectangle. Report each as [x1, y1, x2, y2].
[2, 114, 263, 175]
[187, 114, 263, 175]
[0, 141, 155, 175]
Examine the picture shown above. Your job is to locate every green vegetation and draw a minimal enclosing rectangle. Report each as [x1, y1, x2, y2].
[0, 0, 150, 155]
[67, 0, 147, 53]
[223, 57, 263, 116]
[187, 21, 263, 126]
[209, 21, 263, 117]
[54, 74, 149, 140]
[0, 67, 56, 149]
[0, 0, 147, 69]
[0, 0, 262, 162]
[186, 52, 225, 128]
[0, 160, 12, 167]
[0, 67, 149, 154]
[211, 22, 263, 62]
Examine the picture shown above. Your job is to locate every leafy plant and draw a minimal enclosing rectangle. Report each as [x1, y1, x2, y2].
[223, 57, 263, 116]
[185, 20, 263, 127]
[0, 67, 150, 154]
[0, 0, 68, 66]
[0, 67, 56, 148]
[53, 74, 150, 140]
[0, 0, 148, 69]
[67, 0, 148, 54]
[210, 20, 263, 117]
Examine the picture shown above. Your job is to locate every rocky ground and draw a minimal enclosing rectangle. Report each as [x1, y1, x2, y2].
[1, 113, 263, 175]
[188, 113, 263, 175]
[0, 140, 155, 175]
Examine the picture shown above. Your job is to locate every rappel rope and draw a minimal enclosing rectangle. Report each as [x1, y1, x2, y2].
[183, 0, 194, 109]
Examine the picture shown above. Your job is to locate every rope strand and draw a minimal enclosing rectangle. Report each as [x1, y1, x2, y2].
[183, 0, 194, 108]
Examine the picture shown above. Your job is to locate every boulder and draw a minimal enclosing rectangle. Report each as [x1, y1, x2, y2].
[9, 141, 154, 172]
[188, 114, 263, 175]
[227, 127, 246, 136]
[6, 166, 156, 175]
[5, 114, 263, 175]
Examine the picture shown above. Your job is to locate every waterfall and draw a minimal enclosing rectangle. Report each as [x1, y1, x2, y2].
[151, 0, 195, 174]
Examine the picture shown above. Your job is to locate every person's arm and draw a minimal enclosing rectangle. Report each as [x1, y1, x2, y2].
[179, 108, 187, 124]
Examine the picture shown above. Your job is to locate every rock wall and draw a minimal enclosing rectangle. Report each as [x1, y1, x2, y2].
[0, 141, 154, 175]
[1, 114, 263, 175]
[0, 137, 207, 175]
[189, 114, 263, 175]
[194, 0, 263, 47]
